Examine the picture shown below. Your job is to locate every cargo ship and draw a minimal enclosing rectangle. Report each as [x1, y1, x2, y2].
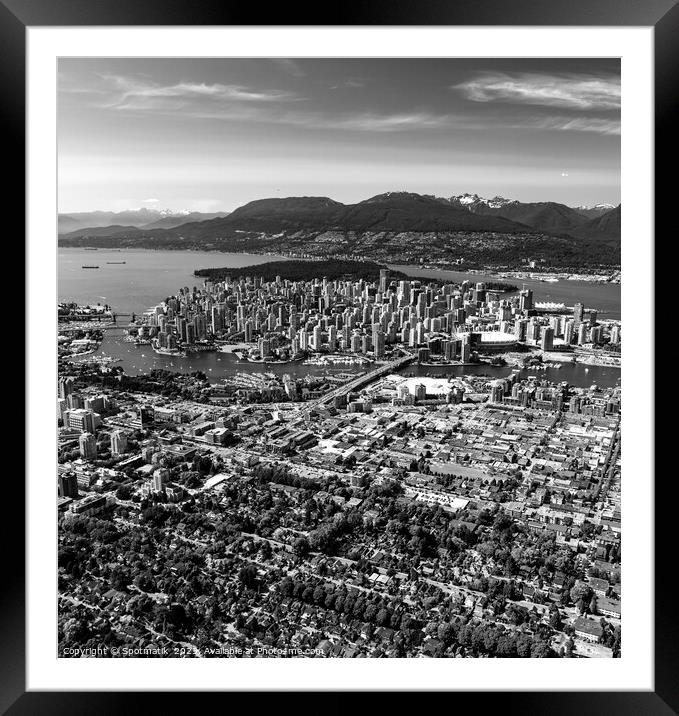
[81, 265, 100, 269]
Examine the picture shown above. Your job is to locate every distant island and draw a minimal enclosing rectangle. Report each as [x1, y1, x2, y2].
[194, 259, 411, 283]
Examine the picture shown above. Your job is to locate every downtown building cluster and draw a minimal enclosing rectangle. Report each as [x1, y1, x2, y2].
[134, 269, 620, 364]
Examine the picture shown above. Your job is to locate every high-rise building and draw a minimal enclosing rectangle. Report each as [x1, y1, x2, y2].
[68, 408, 96, 434]
[79, 432, 97, 460]
[58, 472, 79, 498]
[379, 268, 389, 294]
[519, 289, 533, 312]
[372, 327, 385, 358]
[541, 327, 554, 352]
[490, 381, 504, 403]
[573, 302, 584, 328]
[58, 376, 75, 400]
[110, 430, 128, 455]
[460, 334, 471, 363]
[152, 468, 169, 493]
[414, 383, 427, 402]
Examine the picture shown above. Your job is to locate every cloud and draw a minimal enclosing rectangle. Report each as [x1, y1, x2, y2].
[74, 73, 619, 136]
[329, 78, 366, 90]
[521, 115, 621, 136]
[271, 59, 306, 77]
[94, 75, 302, 112]
[300, 112, 451, 132]
[454, 72, 621, 111]
[142, 198, 160, 203]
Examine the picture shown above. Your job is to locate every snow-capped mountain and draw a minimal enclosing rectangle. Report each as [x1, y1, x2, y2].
[448, 193, 517, 211]
[573, 203, 617, 219]
[58, 208, 229, 234]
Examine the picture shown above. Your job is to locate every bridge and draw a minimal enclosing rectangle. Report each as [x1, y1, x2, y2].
[312, 352, 416, 408]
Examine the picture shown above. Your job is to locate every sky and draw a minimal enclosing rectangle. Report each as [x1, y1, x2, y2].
[58, 58, 621, 213]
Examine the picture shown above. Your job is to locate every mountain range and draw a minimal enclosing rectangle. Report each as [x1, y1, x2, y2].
[58, 208, 230, 234]
[58, 192, 621, 269]
[60, 192, 619, 242]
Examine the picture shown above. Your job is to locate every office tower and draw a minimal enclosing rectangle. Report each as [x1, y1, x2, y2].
[610, 324, 621, 344]
[414, 383, 427, 402]
[589, 310, 598, 326]
[110, 430, 128, 455]
[563, 319, 575, 345]
[578, 324, 588, 344]
[79, 432, 97, 460]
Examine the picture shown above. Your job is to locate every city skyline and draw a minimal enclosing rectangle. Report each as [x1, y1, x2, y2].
[58, 58, 620, 213]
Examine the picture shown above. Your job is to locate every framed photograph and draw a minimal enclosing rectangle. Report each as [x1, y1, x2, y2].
[8, 0, 672, 711]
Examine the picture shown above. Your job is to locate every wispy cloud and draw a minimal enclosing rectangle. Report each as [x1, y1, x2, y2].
[524, 116, 621, 136]
[329, 78, 366, 90]
[303, 112, 450, 132]
[88, 75, 302, 112]
[271, 59, 306, 78]
[68, 73, 619, 136]
[454, 72, 621, 111]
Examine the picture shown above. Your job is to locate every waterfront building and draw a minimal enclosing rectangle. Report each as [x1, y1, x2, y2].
[541, 326, 555, 352]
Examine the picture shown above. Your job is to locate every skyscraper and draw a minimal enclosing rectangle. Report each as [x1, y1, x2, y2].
[541, 326, 554, 352]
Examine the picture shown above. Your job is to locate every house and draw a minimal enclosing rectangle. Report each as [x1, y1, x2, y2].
[573, 616, 604, 643]
[597, 597, 621, 619]
[588, 577, 610, 597]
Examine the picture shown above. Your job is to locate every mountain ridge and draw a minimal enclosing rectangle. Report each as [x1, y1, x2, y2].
[58, 191, 621, 269]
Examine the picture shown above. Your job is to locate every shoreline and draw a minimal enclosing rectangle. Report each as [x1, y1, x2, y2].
[58, 246, 620, 284]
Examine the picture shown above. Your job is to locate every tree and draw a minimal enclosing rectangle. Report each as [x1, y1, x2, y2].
[292, 537, 310, 558]
[238, 564, 258, 589]
[589, 595, 598, 615]
[115, 484, 132, 500]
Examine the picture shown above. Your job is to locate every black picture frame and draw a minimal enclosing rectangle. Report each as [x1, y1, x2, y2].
[6, 1, 670, 712]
